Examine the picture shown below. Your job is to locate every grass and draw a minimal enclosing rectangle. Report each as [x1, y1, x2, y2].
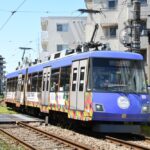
[0, 106, 17, 114]
[0, 139, 10, 150]
[141, 125, 150, 137]
[0, 139, 25, 150]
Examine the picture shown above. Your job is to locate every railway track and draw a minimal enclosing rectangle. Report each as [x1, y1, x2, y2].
[105, 135, 150, 150]
[0, 122, 92, 150]
[1, 122, 150, 150]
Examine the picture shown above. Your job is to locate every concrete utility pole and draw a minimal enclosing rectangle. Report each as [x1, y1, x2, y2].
[132, 0, 141, 52]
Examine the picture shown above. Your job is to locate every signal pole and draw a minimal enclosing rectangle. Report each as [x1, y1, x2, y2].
[132, 0, 141, 52]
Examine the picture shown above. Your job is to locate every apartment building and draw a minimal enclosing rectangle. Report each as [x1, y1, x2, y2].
[84, 0, 150, 84]
[0, 55, 5, 94]
[40, 16, 87, 61]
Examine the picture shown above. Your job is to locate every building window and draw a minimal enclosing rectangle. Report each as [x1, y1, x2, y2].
[131, 0, 147, 5]
[140, 0, 147, 3]
[93, 0, 101, 3]
[104, 26, 118, 38]
[57, 44, 68, 51]
[108, 0, 117, 9]
[140, 20, 147, 34]
[57, 24, 68, 32]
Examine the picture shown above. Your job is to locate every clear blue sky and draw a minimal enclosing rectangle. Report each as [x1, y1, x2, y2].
[0, 0, 86, 73]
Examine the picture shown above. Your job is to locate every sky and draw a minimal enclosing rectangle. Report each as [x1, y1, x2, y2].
[0, 0, 86, 73]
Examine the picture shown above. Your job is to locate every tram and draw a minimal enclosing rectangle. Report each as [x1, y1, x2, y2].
[5, 49, 150, 133]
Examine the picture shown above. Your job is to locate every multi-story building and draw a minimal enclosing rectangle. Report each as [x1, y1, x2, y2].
[0, 55, 5, 95]
[40, 16, 87, 61]
[84, 0, 150, 84]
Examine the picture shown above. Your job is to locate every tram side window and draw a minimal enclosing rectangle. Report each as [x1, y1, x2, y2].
[31, 73, 38, 92]
[11, 78, 17, 92]
[21, 75, 24, 92]
[13, 78, 18, 92]
[10, 79, 13, 92]
[37, 72, 42, 92]
[7, 79, 11, 92]
[27, 74, 31, 92]
[50, 69, 60, 92]
[59, 66, 71, 91]
[72, 68, 77, 91]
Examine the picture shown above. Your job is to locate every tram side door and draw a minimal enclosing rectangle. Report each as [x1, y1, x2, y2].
[70, 59, 88, 111]
[41, 67, 51, 105]
[16, 74, 22, 102]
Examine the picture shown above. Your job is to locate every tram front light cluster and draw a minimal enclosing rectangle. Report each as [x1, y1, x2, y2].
[142, 105, 150, 113]
[95, 104, 103, 112]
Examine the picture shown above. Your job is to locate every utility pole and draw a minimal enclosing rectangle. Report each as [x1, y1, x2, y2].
[132, 0, 141, 52]
[19, 47, 32, 62]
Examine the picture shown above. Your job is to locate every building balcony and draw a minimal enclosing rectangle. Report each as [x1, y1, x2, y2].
[41, 31, 48, 44]
[84, 0, 92, 9]
[0, 60, 5, 64]
[41, 18, 48, 31]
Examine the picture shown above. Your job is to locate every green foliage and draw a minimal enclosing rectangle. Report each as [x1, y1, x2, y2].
[0, 106, 17, 114]
[141, 125, 150, 137]
[0, 139, 25, 150]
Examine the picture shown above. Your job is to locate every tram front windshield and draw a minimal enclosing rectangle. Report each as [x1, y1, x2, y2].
[91, 58, 147, 93]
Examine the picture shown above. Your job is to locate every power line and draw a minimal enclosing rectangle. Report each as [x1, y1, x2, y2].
[0, 0, 27, 31]
[0, 9, 51, 14]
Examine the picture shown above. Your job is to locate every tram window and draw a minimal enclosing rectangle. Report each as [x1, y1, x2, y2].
[72, 68, 77, 91]
[50, 69, 60, 92]
[79, 67, 85, 91]
[13, 78, 17, 92]
[31, 74, 38, 92]
[73, 68, 77, 81]
[6, 79, 10, 92]
[59, 66, 71, 91]
[72, 84, 76, 91]
[20, 75, 24, 92]
[80, 67, 85, 80]
[27, 75, 31, 92]
[46, 80, 49, 91]
[43, 80, 45, 91]
[37, 72, 42, 92]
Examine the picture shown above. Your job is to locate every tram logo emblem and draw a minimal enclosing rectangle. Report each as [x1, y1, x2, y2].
[117, 96, 130, 109]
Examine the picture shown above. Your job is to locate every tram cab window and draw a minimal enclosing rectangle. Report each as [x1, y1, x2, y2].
[91, 58, 147, 93]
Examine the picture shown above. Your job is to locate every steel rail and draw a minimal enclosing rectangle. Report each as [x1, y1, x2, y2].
[17, 122, 92, 150]
[0, 128, 36, 150]
[106, 135, 150, 150]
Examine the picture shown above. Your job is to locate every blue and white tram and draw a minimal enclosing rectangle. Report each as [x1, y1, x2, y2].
[5, 50, 150, 133]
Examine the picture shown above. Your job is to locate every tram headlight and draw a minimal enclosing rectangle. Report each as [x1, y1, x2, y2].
[142, 106, 149, 113]
[95, 104, 103, 112]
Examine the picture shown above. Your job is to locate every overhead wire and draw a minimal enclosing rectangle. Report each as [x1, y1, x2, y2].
[0, 0, 27, 31]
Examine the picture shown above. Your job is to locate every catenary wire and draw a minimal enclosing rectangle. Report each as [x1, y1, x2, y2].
[0, 0, 27, 31]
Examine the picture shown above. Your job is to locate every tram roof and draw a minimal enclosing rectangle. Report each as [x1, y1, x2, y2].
[6, 50, 143, 78]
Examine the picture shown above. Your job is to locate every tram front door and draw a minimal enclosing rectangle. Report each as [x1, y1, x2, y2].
[41, 67, 51, 105]
[70, 59, 88, 111]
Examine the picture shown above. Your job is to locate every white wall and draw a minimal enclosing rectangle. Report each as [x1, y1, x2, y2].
[41, 16, 87, 56]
